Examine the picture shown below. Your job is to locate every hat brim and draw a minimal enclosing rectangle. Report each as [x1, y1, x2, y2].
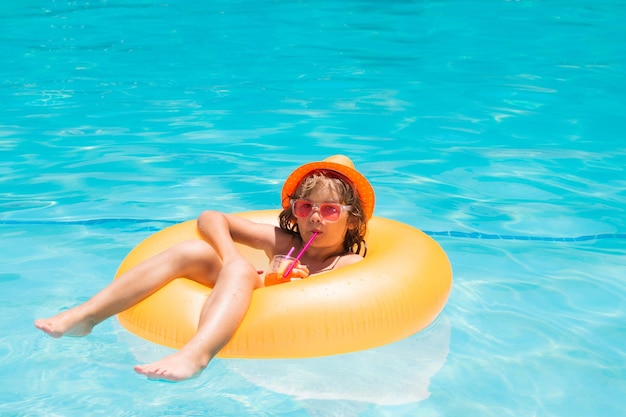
[281, 161, 375, 221]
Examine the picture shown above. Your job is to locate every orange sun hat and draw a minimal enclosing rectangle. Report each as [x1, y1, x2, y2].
[281, 155, 375, 221]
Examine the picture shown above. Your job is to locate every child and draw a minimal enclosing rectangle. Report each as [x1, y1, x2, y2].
[34, 155, 375, 381]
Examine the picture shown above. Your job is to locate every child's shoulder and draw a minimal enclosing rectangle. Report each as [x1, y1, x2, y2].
[272, 227, 302, 252]
[337, 253, 363, 268]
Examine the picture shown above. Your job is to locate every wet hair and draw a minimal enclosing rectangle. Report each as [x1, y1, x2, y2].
[279, 170, 368, 256]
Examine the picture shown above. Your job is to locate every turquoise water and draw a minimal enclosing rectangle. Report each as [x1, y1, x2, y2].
[2, 0, 625, 416]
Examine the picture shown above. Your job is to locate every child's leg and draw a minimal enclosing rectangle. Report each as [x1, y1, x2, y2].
[133, 257, 261, 381]
[34, 239, 221, 338]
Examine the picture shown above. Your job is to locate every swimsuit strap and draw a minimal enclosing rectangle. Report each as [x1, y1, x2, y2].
[315, 254, 345, 274]
[327, 254, 343, 271]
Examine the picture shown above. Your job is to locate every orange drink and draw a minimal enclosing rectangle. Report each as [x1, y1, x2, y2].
[264, 255, 297, 286]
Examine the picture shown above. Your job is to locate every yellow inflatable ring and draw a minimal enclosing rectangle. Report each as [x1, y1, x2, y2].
[115, 210, 452, 358]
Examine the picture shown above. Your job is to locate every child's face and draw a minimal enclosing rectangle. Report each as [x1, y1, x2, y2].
[295, 184, 351, 250]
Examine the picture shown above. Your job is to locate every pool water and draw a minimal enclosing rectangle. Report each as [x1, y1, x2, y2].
[1, 0, 625, 416]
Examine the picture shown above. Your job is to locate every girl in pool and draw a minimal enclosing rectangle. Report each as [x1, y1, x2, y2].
[34, 155, 375, 381]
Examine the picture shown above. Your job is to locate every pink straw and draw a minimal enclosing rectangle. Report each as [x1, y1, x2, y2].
[282, 232, 318, 278]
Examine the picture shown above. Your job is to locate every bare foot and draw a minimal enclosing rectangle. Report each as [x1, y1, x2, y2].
[34, 308, 95, 338]
[134, 351, 209, 382]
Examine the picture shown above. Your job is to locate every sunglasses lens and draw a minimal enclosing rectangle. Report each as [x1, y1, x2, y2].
[293, 200, 312, 217]
[320, 204, 340, 221]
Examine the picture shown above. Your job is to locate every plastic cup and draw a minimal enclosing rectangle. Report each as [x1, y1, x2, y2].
[264, 254, 297, 286]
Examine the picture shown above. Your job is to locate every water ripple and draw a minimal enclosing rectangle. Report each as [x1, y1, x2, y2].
[1, 218, 624, 242]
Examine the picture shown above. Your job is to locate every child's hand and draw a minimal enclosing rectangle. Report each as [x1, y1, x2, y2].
[286, 262, 309, 279]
